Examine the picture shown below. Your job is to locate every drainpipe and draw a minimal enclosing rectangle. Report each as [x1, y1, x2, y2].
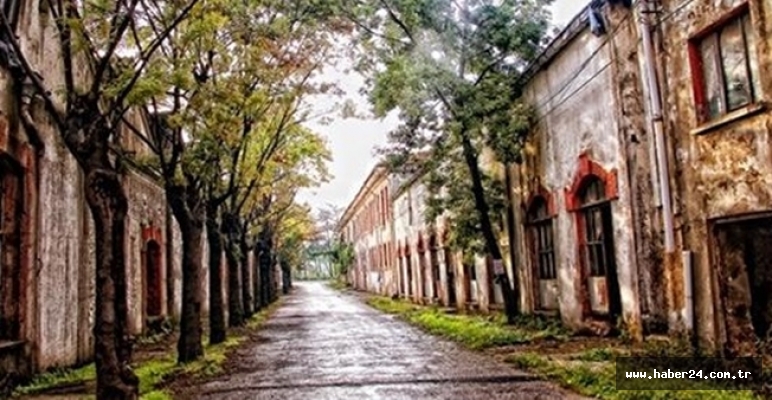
[640, 1, 692, 331]
[640, 0, 675, 253]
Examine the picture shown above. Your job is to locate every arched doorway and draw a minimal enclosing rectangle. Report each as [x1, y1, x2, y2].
[577, 176, 622, 320]
[442, 231, 456, 307]
[417, 235, 427, 302]
[145, 240, 162, 318]
[429, 234, 441, 302]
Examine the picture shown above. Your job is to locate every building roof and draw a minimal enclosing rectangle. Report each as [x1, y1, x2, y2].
[518, 2, 595, 85]
[336, 161, 389, 232]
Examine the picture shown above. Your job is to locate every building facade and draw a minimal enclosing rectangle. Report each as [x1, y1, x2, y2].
[509, 1, 656, 338]
[0, 0, 215, 381]
[658, 0, 772, 355]
[338, 165, 395, 295]
[344, 0, 772, 355]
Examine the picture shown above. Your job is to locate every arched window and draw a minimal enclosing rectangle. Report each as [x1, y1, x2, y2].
[527, 197, 556, 280]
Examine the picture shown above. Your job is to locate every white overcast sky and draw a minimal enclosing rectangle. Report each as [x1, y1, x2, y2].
[297, 0, 588, 214]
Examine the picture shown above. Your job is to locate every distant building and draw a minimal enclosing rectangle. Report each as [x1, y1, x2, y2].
[337, 164, 396, 295]
[343, 0, 772, 356]
[0, 13, 189, 382]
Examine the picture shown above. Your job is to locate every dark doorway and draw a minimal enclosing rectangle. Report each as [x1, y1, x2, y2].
[444, 247, 456, 306]
[0, 164, 22, 340]
[463, 262, 475, 305]
[714, 216, 772, 354]
[405, 251, 413, 298]
[429, 235, 440, 301]
[145, 240, 163, 318]
[579, 177, 622, 320]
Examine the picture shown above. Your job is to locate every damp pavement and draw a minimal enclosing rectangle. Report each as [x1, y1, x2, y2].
[189, 281, 586, 400]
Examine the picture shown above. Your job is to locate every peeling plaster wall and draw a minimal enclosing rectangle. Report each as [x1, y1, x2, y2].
[125, 170, 170, 334]
[340, 170, 393, 295]
[513, 5, 645, 332]
[659, 0, 772, 351]
[34, 114, 91, 369]
[0, 0, 202, 372]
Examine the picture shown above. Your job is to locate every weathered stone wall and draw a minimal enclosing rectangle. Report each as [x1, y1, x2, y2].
[33, 108, 93, 370]
[512, 4, 646, 333]
[659, 0, 772, 351]
[125, 170, 169, 335]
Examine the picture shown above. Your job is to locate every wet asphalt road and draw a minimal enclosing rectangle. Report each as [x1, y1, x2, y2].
[191, 281, 584, 400]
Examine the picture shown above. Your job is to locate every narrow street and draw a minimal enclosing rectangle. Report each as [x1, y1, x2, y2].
[186, 282, 584, 399]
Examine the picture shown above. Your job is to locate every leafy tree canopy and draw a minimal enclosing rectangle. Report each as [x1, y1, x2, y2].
[346, 0, 550, 253]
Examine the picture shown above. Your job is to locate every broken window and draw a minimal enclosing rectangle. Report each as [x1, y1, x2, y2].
[694, 12, 760, 121]
[527, 197, 556, 280]
[714, 216, 772, 354]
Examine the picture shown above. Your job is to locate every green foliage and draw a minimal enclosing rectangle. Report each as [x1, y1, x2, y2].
[329, 240, 355, 277]
[423, 147, 507, 255]
[13, 364, 96, 396]
[505, 353, 762, 399]
[140, 390, 174, 400]
[350, 0, 551, 259]
[327, 279, 350, 291]
[14, 304, 281, 398]
[573, 347, 618, 362]
[366, 296, 567, 349]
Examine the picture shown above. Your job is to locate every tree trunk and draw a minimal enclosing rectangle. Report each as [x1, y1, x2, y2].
[225, 245, 244, 326]
[253, 247, 262, 312]
[258, 237, 272, 308]
[257, 226, 274, 308]
[281, 261, 291, 294]
[223, 213, 244, 326]
[503, 166, 521, 310]
[459, 131, 519, 323]
[269, 252, 278, 302]
[240, 238, 254, 318]
[205, 203, 226, 345]
[63, 108, 138, 399]
[84, 168, 139, 400]
[168, 187, 205, 363]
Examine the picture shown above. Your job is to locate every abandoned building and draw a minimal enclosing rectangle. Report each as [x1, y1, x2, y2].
[0, 0, 243, 381]
[339, 0, 772, 356]
[337, 164, 395, 294]
[509, 0, 654, 339]
[657, 0, 772, 355]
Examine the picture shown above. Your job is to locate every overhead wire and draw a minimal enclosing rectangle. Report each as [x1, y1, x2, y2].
[530, 0, 699, 124]
[530, 0, 641, 112]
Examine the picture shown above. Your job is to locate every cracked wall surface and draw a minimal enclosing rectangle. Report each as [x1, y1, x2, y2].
[659, 0, 772, 352]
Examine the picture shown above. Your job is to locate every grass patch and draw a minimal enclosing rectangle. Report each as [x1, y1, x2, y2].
[504, 353, 762, 400]
[366, 296, 420, 315]
[326, 279, 349, 291]
[573, 347, 618, 362]
[368, 296, 762, 399]
[15, 301, 281, 399]
[366, 296, 568, 349]
[13, 363, 96, 396]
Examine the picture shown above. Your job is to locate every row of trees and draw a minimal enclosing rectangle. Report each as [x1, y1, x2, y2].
[346, 0, 552, 323]
[0, 0, 345, 398]
[0, 0, 553, 397]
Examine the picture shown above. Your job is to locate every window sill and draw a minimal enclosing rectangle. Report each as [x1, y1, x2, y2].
[691, 103, 767, 136]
